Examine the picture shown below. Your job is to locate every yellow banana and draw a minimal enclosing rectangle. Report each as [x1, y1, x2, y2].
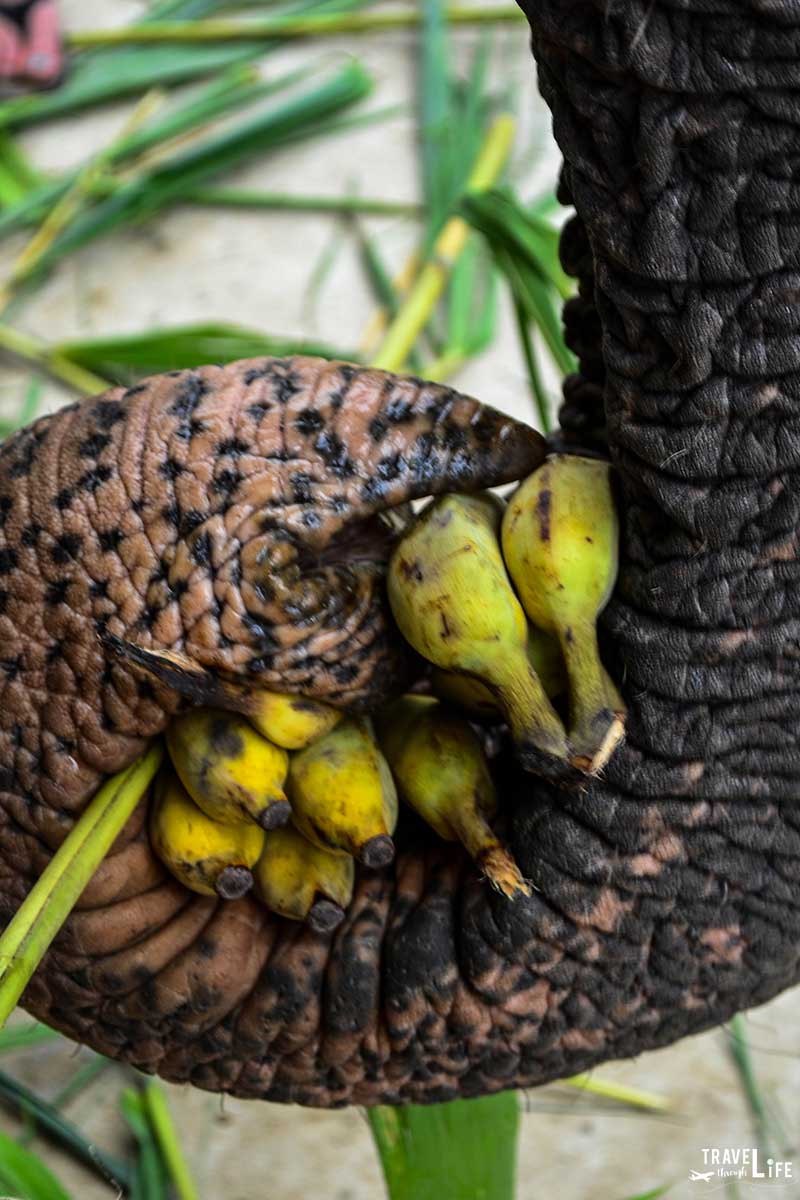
[387, 491, 569, 770]
[378, 696, 530, 899]
[431, 625, 564, 721]
[244, 690, 341, 750]
[253, 826, 355, 933]
[288, 718, 398, 866]
[166, 708, 290, 830]
[150, 770, 264, 899]
[502, 454, 625, 774]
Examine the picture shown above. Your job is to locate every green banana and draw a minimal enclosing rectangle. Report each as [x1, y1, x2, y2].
[378, 696, 530, 899]
[387, 491, 569, 770]
[502, 454, 625, 773]
[288, 718, 398, 866]
[431, 624, 564, 720]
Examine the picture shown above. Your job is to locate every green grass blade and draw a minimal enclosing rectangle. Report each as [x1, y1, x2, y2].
[0, 745, 162, 1027]
[0, 1130, 72, 1200]
[0, 132, 42, 207]
[622, 1188, 671, 1200]
[0, 1070, 131, 1192]
[51, 1056, 113, 1111]
[55, 323, 356, 384]
[0, 376, 41, 440]
[25, 62, 372, 280]
[0, 44, 265, 130]
[187, 186, 420, 217]
[512, 290, 552, 432]
[368, 1092, 519, 1200]
[418, 0, 450, 238]
[143, 1082, 198, 1200]
[121, 1089, 169, 1200]
[0, 1022, 58, 1055]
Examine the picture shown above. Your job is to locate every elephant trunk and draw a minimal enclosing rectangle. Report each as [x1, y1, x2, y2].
[0, 0, 797, 1106]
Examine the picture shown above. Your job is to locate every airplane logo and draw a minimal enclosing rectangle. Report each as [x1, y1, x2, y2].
[689, 1169, 715, 1183]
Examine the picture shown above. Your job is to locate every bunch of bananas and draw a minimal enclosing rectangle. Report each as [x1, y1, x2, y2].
[149, 453, 623, 929]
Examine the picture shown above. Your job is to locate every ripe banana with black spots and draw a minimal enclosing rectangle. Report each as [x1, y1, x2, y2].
[288, 718, 398, 866]
[150, 770, 265, 899]
[244, 690, 341, 750]
[502, 454, 625, 774]
[378, 695, 530, 899]
[253, 826, 355, 933]
[387, 491, 569, 772]
[431, 625, 565, 721]
[166, 708, 290, 830]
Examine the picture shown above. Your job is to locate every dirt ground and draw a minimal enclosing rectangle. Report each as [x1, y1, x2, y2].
[0, 4, 798, 1199]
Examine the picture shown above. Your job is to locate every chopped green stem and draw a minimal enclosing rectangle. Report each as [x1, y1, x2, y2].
[68, 7, 525, 46]
[512, 293, 551, 432]
[0, 321, 111, 395]
[143, 1082, 199, 1200]
[188, 185, 421, 217]
[564, 1073, 671, 1113]
[372, 113, 514, 371]
[419, 349, 466, 381]
[0, 745, 162, 1027]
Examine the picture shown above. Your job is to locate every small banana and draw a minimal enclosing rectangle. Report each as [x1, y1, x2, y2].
[167, 708, 290, 830]
[502, 454, 625, 774]
[378, 696, 530, 899]
[244, 690, 341, 750]
[288, 718, 398, 866]
[431, 625, 565, 721]
[388, 491, 569, 770]
[150, 770, 264, 899]
[253, 826, 355, 933]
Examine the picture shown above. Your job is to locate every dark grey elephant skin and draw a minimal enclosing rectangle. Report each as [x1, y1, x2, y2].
[0, 0, 797, 1106]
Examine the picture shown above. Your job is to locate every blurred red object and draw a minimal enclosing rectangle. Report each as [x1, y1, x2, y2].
[0, 0, 63, 88]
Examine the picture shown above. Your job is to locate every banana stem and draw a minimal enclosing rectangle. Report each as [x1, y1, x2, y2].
[559, 619, 624, 774]
[452, 810, 530, 900]
[495, 656, 569, 767]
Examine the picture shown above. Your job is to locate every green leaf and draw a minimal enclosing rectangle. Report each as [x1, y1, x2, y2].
[0, 1022, 58, 1055]
[0, 1131, 72, 1200]
[55, 323, 357, 384]
[368, 1092, 520, 1200]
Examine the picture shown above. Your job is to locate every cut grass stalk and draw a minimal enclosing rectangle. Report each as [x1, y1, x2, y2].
[0, 133, 43, 207]
[18, 62, 374, 287]
[369, 1093, 519, 1200]
[0, 745, 162, 1029]
[0, 90, 166, 312]
[143, 1081, 199, 1200]
[121, 1088, 169, 1200]
[0, 322, 110, 396]
[371, 113, 514, 372]
[563, 1073, 671, 1113]
[54, 322, 356, 385]
[726, 1014, 786, 1159]
[0, 375, 41, 439]
[512, 293, 552, 432]
[0, 0, 362, 129]
[0, 65, 276, 239]
[68, 7, 526, 47]
[187, 186, 420, 217]
[353, 219, 423, 372]
[0, 1069, 132, 1192]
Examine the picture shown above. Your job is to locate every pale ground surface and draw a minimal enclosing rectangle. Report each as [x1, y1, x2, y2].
[0, 4, 798, 1200]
